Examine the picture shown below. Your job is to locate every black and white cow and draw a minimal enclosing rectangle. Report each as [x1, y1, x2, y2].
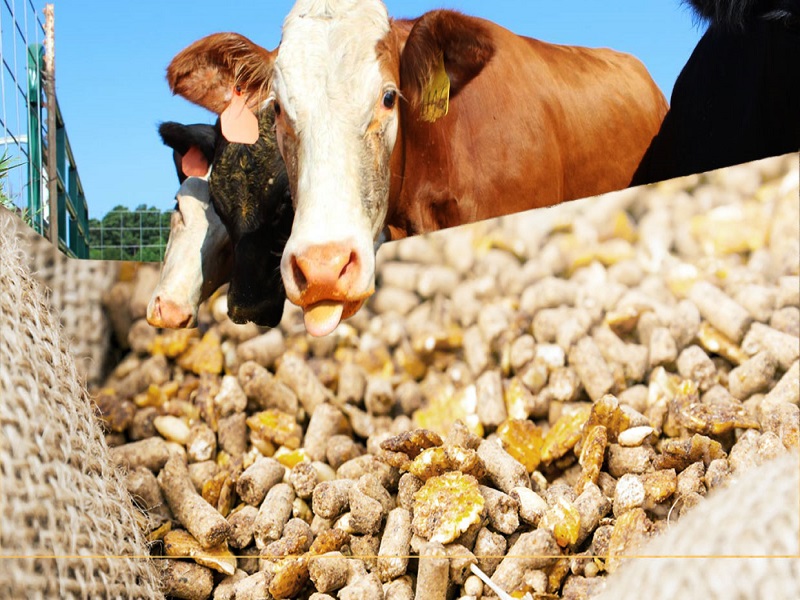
[147, 116, 292, 329]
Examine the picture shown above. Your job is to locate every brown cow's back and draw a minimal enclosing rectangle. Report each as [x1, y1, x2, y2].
[391, 18, 668, 236]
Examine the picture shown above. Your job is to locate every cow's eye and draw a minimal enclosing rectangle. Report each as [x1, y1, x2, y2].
[274, 101, 282, 117]
[382, 90, 397, 110]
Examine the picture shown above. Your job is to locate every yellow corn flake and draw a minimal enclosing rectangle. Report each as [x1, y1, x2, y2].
[274, 447, 309, 468]
[548, 557, 573, 594]
[540, 405, 593, 464]
[395, 344, 428, 380]
[407, 446, 486, 482]
[548, 498, 581, 548]
[215, 451, 232, 469]
[472, 233, 528, 260]
[605, 306, 643, 337]
[608, 210, 638, 244]
[149, 328, 198, 358]
[216, 478, 235, 517]
[380, 428, 443, 459]
[576, 425, 607, 495]
[354, 344, 394, 376]
[496, 419, 543, 473]
[595, 239, 636, 266]
[269, 556, 310, 600]
[309, 528, 350, 555]
[665, 262, 700, 299]
[653, 434, 725, 471]
[201, 472, 226, 509]
[690, 203, 768, 256]
[412, 327, 464, 356]
[133, 386, 159, 408]
[504, 378, 535, 421]
[177, 330, 224, 375]
[163, 529, 237, 576]
[647, 367, 682, 409]
[697, 322, 749, 365]
[606, 508, 651, 574]
[581, 394, 630, 447]
[675, 394, 760, 437]
[247, 410, 303, 450]
[642, 470, 677, 509]
[565, 249, 597, 277]
[413, 382, 483, 438]
[146, 521, 172, 543]
[412, 472, 485, 544]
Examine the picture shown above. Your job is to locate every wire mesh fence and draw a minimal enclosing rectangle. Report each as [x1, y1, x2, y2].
[89, 208, 170, 262]
[0, 0, 45, 224]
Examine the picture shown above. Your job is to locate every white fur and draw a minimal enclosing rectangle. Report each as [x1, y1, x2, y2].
[148, 175, 229, 323]
[274, 0, 395, 302]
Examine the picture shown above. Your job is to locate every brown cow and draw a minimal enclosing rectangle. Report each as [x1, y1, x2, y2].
[170, 2, 668, 336]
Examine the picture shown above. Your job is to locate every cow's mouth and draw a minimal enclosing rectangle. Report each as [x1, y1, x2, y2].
[303, 299, 365, 337]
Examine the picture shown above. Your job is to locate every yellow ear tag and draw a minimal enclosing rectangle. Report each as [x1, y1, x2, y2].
[420, 53, 450, 123]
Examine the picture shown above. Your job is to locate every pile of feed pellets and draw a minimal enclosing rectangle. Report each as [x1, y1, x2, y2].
[94, 154, 799, 600]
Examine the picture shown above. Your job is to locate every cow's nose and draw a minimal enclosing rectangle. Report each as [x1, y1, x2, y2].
[147, 296, 194, 329]
[290, 242, 362, 302]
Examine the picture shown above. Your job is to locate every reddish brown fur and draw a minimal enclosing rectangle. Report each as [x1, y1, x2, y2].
[385, 11, 668, 238]
[399, 11, 496, 110]
[167, 33, 276, 114]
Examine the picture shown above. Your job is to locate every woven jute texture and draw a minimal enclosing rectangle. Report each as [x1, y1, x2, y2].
[0, 210, 164, 599]
[4, 209, 119, 386]
[595, 451, 800, 599]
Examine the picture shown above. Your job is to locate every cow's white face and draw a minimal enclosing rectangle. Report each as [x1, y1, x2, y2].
[147, 176, 231, 328]
[271, 0, 398, 336]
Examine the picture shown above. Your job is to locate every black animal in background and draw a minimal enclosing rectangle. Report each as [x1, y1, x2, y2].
[631, 0, 800, 185]
[149, 113, 293, 329]
[208, 105, 294, 328]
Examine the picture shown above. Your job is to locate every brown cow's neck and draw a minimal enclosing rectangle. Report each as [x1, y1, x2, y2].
[382, 12, 667, 239]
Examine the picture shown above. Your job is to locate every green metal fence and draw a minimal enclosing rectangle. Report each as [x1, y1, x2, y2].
[27, 41, 89, 258]
[1, 3, 89, 258]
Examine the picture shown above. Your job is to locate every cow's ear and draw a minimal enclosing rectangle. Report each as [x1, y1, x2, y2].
[167, 33, 276, 115]
[399, 10, 495, 119]
[181, 146, 211, 178]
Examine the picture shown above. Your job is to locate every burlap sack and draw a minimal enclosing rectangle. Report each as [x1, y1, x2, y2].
[0, 209, 163, 599]
[5, 210, 119, 387]
[594, 451, 800, 599]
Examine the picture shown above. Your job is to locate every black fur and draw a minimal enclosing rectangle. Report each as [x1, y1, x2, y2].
[630, 0, 799, 185]
[684, 0, 800, 30]
[208, 107, 294, 328]
[158, 122, 217, 183]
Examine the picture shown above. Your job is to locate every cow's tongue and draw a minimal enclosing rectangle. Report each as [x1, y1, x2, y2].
[303, 301, 345, 337]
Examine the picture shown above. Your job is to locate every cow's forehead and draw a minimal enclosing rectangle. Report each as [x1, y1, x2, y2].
[275, 0, 391, 126]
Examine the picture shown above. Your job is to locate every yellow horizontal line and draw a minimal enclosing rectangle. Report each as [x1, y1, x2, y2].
[1, 554, 798, 560]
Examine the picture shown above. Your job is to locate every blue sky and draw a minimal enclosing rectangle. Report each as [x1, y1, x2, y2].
[53, 1, 706, 219]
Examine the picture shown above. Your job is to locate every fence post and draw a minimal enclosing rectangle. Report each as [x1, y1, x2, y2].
[26, 44, 44, 235]
[43, 4, 57, 248]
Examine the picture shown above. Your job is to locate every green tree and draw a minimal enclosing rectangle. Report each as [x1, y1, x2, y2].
[88, 204, 171, 262]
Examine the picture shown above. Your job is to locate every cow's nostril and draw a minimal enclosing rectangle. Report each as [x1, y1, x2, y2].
[291, 255, 308, 290]
[340, 252, 358, 279]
